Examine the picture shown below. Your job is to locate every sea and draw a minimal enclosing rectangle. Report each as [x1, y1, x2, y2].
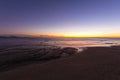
[0, 38, 120, 48]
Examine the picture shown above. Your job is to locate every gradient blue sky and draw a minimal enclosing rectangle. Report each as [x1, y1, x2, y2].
[0, 0, 120, 37]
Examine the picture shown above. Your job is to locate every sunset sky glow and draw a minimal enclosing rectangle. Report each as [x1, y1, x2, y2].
[0, 0, 120, 38]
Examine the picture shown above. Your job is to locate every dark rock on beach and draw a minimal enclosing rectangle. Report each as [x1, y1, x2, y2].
[0, 46, 78, 71]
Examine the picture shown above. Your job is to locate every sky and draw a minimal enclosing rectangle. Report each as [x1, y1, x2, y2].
[0, 0, 120, 38]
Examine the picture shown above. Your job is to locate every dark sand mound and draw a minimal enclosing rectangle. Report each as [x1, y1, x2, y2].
[0, 46, 120, 80]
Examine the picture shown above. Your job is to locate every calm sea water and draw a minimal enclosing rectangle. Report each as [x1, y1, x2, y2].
[0, 38, 120, 48]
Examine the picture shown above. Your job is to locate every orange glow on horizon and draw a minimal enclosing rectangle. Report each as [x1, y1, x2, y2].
[30, 33, 120, 38]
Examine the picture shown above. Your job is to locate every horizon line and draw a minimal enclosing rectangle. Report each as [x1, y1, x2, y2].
[0, 34, 120, 38]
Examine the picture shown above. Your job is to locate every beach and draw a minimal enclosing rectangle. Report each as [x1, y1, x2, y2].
[0, 46, 120, 80]
[1, 0, 120, 79]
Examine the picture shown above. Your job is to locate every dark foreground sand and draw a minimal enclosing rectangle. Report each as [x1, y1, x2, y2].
[0, 46, 120, 80]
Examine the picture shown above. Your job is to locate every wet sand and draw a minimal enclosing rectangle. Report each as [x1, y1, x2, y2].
[0, 46, 120, 80]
